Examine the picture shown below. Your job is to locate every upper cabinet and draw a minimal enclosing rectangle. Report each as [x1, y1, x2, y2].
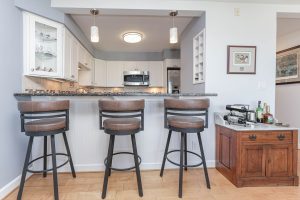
[106, 61, 124, 87]
[23, 12, 64, 78]
[149, 61, 163, 87]
[123, 61, 149, 71]
[94, 59, 107, 87]
[78, 58, 95, 86]
[63, 28, 78, 81]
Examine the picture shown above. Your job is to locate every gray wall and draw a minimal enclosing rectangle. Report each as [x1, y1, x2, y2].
[95, 49, 180, 61]
[14, 0, 95, 55]
[0, 0, 27, 188]
[180, 15, 206, 93]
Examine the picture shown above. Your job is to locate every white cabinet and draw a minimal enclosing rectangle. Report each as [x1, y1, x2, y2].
[94, 59, 107, 87]
[149, 61, 163, 87]
[78, 58, 94, 86]
[78, 44, 93, 69]
[23, 11, 64, 78]
[123, 61, 149, 71]
[63, 28, 78, 81]
[106, 61, 124, 87]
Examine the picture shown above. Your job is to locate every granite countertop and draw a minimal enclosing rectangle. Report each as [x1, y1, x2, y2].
[214, 112, 298, 131]
[14, 92, 218, 97]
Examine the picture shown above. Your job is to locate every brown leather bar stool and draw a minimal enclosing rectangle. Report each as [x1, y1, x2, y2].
[99, 99, 144, 199]
[160, 98, 210, 198]
[17, 100, 76, 200]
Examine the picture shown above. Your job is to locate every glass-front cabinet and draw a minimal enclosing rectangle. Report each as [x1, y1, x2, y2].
[23, 12, 63, 78]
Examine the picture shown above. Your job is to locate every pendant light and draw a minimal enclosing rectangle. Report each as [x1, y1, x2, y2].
[169, 11, 178, 44]
[90, 9, 99, 43]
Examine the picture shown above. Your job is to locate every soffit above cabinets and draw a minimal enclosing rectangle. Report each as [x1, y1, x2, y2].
[71, 15, 194, 52]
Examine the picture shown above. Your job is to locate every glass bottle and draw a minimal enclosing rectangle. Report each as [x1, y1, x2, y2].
[263, 106, 274, 124]
[256, 101, 263, 123]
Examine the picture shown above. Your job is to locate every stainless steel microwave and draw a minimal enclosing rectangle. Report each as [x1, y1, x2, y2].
[123, 71, 149, 86]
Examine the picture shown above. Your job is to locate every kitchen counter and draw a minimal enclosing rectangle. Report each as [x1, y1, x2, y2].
[14, 92, 217, 97]
[14, 93, 218, 173]
[214, 112, 298, 131]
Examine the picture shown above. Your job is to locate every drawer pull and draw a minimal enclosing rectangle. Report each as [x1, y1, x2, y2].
[277, 134, 286, 141]
[248, 134, 257, 141]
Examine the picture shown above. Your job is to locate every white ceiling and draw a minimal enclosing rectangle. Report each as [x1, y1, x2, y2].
[71, 15, 194, 52]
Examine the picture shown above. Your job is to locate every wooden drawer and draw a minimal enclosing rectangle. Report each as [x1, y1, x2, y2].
[240, 131, 292, 143]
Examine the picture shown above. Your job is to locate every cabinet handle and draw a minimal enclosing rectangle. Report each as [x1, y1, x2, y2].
[71, 75, 75, 78]
[248, 134, 257, 141]
[31, 68, 35, 72]
[277, 134, 285, 141]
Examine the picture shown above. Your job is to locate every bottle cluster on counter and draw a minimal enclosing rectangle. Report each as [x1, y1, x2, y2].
[256, 101, 273, 124]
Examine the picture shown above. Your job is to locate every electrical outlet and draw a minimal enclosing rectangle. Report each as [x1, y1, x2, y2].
[234, 8, 240, 16]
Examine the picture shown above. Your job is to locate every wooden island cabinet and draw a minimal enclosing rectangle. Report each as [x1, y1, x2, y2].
[216, 124, 299, 187]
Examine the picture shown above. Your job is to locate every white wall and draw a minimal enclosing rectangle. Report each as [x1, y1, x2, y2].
[276, 28, 300, 140]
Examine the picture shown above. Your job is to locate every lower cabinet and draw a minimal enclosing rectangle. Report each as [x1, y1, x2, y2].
[216, 125, 298, 187]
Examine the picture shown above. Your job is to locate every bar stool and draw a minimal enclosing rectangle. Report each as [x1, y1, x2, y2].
[99, 99, 144, 199]
[160, 98, 210, 198]
[17, 101, 76, 200]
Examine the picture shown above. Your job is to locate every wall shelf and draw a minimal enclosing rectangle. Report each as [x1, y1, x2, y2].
[193, 29, 205, 84]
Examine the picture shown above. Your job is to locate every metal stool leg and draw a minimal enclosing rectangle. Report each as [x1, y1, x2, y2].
[43, 136, 47, 177]
[179, 132, 184, 198]
[102, 135, 114, 199]
[108, 135, 115, 176]
[131, 134, 143, 197]
[160, 130, 172, 177]
[62, 132, 76, 178]
[184, 134, 188, 171]
[197, 132, 211, 189]
[51, 135, 59, 200]
[17, 136, 34, 200]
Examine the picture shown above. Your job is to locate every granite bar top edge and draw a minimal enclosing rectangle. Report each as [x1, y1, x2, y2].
[14, 92, 218, 97]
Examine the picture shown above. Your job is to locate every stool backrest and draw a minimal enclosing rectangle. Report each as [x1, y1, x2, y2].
[164, 98, 209, 128]
[18, 100, 70, 132]
[98, 99, 145, 131]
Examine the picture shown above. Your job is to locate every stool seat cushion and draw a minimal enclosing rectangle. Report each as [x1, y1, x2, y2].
[167, 116, 204, 129]
[103, 118, 141, 132]
[24, 118, 66, 132]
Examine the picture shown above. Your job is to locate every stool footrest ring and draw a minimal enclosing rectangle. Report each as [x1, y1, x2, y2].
[166, 150, 203, 168]
[27, 153, 70, 173]
[104, 152, 142, 171]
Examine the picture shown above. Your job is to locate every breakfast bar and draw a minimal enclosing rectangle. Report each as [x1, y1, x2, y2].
[14, 92, 217, 173]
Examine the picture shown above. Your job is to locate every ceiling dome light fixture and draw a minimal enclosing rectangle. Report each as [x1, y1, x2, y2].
[90, 9, 99, 43]
[123, 32, 143, 43]
[169, 10, 178, 44]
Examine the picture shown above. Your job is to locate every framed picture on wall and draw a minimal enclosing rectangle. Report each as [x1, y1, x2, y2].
[276, 45, 300, 85]
[227, 45, 257, 74]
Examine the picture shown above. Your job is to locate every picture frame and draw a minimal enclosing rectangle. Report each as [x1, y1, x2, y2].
[227, 45, 257, 74]
[276, 45, 300, 85]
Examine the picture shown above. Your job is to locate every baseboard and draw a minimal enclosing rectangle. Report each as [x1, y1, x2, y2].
[61, 160, 216, 173]
[0, 173, 32, 200]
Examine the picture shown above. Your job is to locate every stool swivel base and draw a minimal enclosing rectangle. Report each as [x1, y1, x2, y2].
[160, 130, 210, 198]
[17, 132, 76, 200]
[101, 134, 143, 199]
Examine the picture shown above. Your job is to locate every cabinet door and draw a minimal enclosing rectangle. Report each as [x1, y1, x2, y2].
[149, 61, 163, 87]
[78, 58, 94, 86]
[63, 28, 72, 80]
[94, 59, 107, 87]
[137, 61, 149, 71]
[78, 44, 85, 66]
[106, 61, 124, 87]
[241, 144, 266, 177]
[70, 36, 78, 81]
[266, 144, 293, 177]
[23, 12, 63, 78]
[123, 61, 137, 71]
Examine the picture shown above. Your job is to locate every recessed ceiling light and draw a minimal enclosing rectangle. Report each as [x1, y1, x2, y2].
[123, 32, 143, 43]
